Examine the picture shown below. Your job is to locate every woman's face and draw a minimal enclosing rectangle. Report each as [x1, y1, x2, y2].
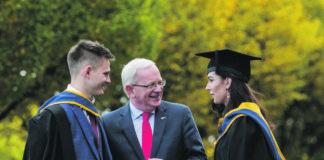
[205, 71, 229, 105]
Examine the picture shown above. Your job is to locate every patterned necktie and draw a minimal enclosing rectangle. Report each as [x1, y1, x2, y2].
[90, 115, 99, 148]
[142, 112, 152, 160]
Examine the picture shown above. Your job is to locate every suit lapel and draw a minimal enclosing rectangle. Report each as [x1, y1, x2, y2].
[119, 104, 144, 159]
[72, 107, 99, 159]
[151, 102, 168, 157]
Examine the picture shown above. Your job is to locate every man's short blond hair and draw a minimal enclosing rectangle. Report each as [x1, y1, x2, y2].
[67, 40, 114, 79]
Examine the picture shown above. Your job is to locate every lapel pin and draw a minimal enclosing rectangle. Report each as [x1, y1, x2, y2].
[161, 117, 166, 120]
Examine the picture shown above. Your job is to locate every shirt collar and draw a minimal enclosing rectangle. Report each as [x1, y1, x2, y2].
[129, 102, 155, 120]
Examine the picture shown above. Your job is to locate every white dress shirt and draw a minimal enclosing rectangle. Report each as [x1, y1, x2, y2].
[129, 102, 155, 147]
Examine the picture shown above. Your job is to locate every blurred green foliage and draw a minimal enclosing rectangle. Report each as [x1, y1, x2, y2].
[1, 0, 324, 159]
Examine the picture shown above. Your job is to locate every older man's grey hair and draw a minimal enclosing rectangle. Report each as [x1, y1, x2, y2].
[121, 58, 156, 97]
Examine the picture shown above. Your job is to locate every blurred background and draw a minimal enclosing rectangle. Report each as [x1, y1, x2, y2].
[1, 0, 324, 159]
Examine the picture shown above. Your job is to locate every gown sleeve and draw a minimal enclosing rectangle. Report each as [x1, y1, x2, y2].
[214, 116, 275, 160]
[23, 110, 63, 160]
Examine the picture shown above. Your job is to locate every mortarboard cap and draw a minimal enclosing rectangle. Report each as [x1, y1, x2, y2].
[195, 49, 261, 83]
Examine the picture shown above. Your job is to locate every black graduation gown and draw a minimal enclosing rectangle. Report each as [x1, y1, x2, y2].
[214, 116, 275, 160]
[23, 109, 68, 160]
[23, 106, 75, 160]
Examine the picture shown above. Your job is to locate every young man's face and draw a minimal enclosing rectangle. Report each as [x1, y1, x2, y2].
[88, 57, 111, 98]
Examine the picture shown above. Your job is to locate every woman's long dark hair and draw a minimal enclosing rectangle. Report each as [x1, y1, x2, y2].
[213, 71, 274, 133]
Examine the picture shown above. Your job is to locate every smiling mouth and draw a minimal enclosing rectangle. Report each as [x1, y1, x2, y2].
[150, 95, 161, 98]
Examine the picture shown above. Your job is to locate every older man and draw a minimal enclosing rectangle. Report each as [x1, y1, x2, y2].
[102, 58, 207, 160]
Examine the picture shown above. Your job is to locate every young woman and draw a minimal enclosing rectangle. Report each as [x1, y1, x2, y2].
[196, 49, 285, 160]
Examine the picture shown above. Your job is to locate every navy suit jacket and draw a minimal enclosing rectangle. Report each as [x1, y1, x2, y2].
[102, 101, 207, 160]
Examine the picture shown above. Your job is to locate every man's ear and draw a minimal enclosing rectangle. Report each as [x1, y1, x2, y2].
[125, 85, 134, 98]
[83, 66, 92, 79]
[225, 77, 232, 89]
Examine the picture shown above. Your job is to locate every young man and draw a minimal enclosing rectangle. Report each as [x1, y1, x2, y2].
[101, 58, 207, 160]
[23, 40, 115, 160]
